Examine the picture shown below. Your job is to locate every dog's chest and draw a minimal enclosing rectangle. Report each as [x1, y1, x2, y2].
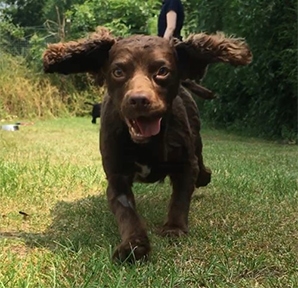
[134, 162, 151, 179]
[132, 146, 184, 183]
[125, 134, 185, 183]
[131, 143, 166, 182]
[132, 146, 161, 182]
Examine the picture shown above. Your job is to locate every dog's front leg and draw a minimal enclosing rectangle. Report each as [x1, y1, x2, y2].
[161, 163, 197, 236]
[107, 174, 150, 262]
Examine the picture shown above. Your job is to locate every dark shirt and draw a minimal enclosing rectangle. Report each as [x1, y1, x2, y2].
[157, 0, 184, 40]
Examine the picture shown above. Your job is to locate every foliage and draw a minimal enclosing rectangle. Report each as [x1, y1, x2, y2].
[0, 51, 67, 119]
[0, 50, 102, 120]
[0, 0, 161, 117]
[183, 0, 297, 140]
[65, 0, 159, 38]
[0, 0, 296, 140]
[0, 17, 26, 54]
[1, 0, 46, 27]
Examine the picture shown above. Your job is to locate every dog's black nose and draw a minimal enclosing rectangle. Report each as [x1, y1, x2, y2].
[128, 94, 151, 107]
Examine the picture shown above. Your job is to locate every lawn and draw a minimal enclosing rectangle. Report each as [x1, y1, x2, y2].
[0, 117, 297, 288]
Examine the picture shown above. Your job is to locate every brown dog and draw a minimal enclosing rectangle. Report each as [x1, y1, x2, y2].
[43, 28, 252, 262]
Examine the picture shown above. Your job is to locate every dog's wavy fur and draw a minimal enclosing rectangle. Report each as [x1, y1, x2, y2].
[43, 27, 252, 83]
[43, 27, 252, 263]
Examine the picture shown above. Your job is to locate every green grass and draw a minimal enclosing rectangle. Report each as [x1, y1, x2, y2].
[0, 117, 297, 288]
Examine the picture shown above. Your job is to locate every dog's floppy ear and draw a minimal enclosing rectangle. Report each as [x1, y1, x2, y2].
[43, 27, 116, 75]
[174, 32, 253, 81]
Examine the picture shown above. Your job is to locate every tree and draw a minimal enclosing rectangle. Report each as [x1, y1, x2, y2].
[1, 0, 46, 27]
[65, 0, 160, 38]
[183, 0, 297, 140]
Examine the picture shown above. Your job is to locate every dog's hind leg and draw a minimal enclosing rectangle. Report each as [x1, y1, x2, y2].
[195, 134, 212, 187]
[160, 163, 197, 237]
[179, 86, 212, 187]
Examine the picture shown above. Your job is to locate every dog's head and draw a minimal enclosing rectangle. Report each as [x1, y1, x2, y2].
[43, 27, 252, 143]
[106, 35, 181, 143]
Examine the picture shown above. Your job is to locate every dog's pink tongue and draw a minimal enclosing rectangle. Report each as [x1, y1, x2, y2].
[136, 118, 162, 137]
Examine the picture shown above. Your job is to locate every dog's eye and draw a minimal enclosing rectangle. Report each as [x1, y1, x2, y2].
[112, 67, 124, 78]
[156, 67, 170, 77]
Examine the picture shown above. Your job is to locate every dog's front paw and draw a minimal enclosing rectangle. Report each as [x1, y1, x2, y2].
[159, 224, 188, 237]
[112, 236, 151, 263]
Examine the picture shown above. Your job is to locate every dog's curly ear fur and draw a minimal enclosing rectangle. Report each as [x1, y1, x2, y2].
[175, 32, 253, 81]
[43, 26, 116, 76]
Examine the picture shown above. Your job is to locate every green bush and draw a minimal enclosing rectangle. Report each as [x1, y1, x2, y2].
[0, 1, 160, 120]
[1, 0, 296, 141]
[65, 0, 160, 38]
[0, 49, 103, 120]
[183, 0, 297, 141]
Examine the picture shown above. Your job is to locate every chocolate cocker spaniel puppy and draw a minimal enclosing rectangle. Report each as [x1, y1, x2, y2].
[43, 27, 252, 262]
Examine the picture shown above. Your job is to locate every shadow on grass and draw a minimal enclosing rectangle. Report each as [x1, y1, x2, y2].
[38, 195, 116, 250]
[1, 195, 117, 253]
[2, 185, 204, 254]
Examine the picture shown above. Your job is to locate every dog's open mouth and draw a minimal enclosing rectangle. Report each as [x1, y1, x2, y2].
[125, 116, 162, 142]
